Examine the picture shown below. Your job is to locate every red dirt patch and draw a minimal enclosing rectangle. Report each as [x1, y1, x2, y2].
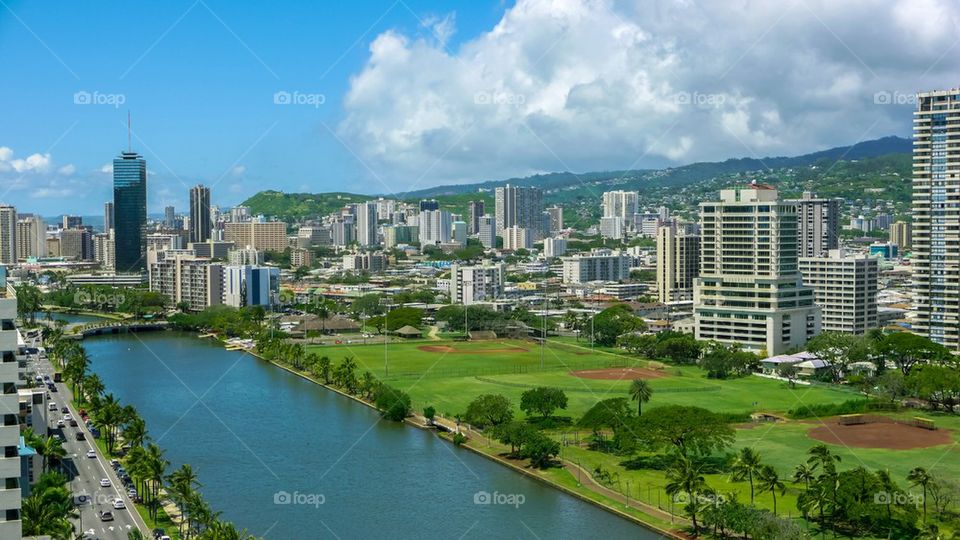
[416, 344, 529, 354]
[808, 419, 953, 450]
[570, 367, 668, 380]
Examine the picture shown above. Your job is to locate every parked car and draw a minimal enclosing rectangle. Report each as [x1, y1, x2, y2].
[99, 478, 111, 487]
[75, 432, 85, 441]
[152, 528, 165, 539]
[99, 510, 114, 522]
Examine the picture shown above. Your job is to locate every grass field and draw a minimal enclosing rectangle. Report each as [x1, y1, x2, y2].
[306, 338, 861, 418]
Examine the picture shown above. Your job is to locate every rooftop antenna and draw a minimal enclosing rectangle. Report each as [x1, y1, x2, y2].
[127, 111, 132, 152]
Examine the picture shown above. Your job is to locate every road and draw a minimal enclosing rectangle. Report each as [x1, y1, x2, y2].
[26, 334, 150, 540]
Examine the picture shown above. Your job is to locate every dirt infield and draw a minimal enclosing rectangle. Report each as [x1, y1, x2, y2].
[416, 345, 529, 354]
[570, 367, 668, 380]
[808, 419, 953, 450]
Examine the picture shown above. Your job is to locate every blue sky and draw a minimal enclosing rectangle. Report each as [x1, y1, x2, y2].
[0, 0, 506, 214]
[2, 0, 957, 216]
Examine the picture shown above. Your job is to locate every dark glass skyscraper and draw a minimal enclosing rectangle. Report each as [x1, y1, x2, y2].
[113, 151, 147, 272]
[189, 184, 211, 243]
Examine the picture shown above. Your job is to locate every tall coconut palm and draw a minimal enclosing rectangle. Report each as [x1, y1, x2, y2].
[664, 453, 707, 536]
[908, 466, 933, 523]
[757, 464, 786, 514]
[123, 416, 149, 448]
[730, 447, 763, 505]
[792, 463, 816, 490]
[145, 443, 169, 521]
[628, 378, 653, 415]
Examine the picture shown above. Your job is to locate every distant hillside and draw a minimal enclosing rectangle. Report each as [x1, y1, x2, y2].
[242, 136, 911, 220]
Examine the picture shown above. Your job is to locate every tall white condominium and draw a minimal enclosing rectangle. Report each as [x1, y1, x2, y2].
[0, 205, 15, 264]
[694, 183, 820, 355]
[799, 250, 878, 334]
[477, 215, 496, 248]
[601, 190, 639, 223]
[656, 225, 700, 303]
[418, 209, 452, 246]
[786, 191, 840, 257]
[913, 88, 960, 349]
[547, 206, 564, 233]
[502, 226, 533, 250]
[599, 216, 624, 239]
[356, 201, 379, 247]
[0, 270, 22, 537]
[16, 215, 46, 259]
[494, 184, 544, 238]
[450, 262, 505, 304]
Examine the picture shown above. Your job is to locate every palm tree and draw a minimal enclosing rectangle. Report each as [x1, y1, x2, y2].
[908, 466, 933, 523]
[665, 453, 707, 536]
[730, 447, 763, 505]
[83, 373, 105, 402]
[628, 378, 653, 415]
[757, 464, 786, 514]
[792, 463, 816, 490]
[123, 416, 149, 448]
[318, 356, 332, 384]
[146, 443, 169, 521]
[168, 463, 202, 538]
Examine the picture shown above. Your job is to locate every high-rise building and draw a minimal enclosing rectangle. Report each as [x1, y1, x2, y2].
[60, 228, 94, 260]
[229, 206, 251, 223]
[495, 184, 544, 238]
[342, 253, 388, 273]
[149, 252, 224, 311]
[787, 191, 841, 257]
[889, 220, 912, 250]
[478, 215, 496, 249]
[450, 262, 505, 305]
[93, 231, 116, 270]
[189, 184, 212, 244]
[383, 225, 417, 249]
[601, 190, 639, 225]
[468, 200, 485, 235]
[103, 202, 114, 232]
[419, 199, 439, 212]
[599, 216, 624, 239]
[16, 215, 46, 259]
[0, 206, 16, 264]
[694, 184, 820, 355]
[799, 250, 878, 334]
[912, 89, 960, 349]
[543, 237, 567, 258]
[113, 151, 148, 272]
[223, 221, 287, 252]
[656, 225, 700, 303]
[547, 206, 564, 234]
[452, 221, 468, 246]
[0, 273, 23, 538]
[62, 215, 82, 230]
[356, 201, 378, 247]
[223, 265, 280, 308]
[502, 226, 533, 250]
[418, 209, 452, 245]
[561, 250, 631, 284]
[164, 206, 176, 228]
[228, 246, 264, 266]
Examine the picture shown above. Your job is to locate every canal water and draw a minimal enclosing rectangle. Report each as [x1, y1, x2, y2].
[84, 332, 660, 539]
[32, 311, 108, 325]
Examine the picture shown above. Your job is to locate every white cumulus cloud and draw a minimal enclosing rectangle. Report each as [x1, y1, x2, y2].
[338, 0, 960, 191]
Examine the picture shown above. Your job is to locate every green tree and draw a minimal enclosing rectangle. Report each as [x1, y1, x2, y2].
[374, 385, 412, 421]
[876, 332, 950, 376]
[908, 467, 932, 523]
[464, 394, 514, 429]
[520, 432, 561, 469]
[629, 405, 735, 457]
[519, 387, 568, 419]
[589, 304, 646, 346]
[664, 453, 708, 535]
[757, 465, 786, 514]
[628, 379, 653, 415]
[730, 447, 763, 505]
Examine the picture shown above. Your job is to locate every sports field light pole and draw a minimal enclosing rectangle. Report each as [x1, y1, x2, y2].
[382, 298, 389, 377]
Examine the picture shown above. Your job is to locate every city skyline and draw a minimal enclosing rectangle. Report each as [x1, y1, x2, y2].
[4, 0, 960, 215]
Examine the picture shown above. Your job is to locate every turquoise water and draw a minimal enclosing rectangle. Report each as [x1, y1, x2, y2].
[84, 332, 660, 539]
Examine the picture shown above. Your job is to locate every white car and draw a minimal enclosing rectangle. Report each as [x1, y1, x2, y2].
[99, 478, 111, 487]
[63, 413, 72, 421]
[112, 499, 126, 509]
[86, 449, 96, 458]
